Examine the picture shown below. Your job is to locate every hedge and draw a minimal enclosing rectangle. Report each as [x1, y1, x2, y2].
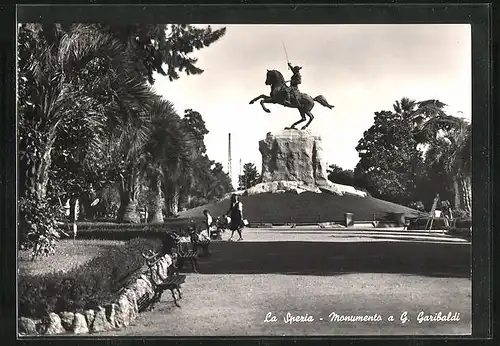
[63, 218, 198, 230]
[18, 237, 163, 318]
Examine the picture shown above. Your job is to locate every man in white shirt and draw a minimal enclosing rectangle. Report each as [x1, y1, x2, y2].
[203, 209, 214, 239]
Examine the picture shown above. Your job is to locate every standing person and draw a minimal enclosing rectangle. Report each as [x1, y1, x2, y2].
[227, 194, 244, 241]
[203, 209, 214, 238]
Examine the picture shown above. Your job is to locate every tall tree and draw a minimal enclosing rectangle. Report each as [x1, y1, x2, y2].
[101, 24, 227, 84]
[354, 111, 424, 205]
[207, 162, 234, 201]
[421, 117, 472, 214]
[355, 97, 469, 210]
[18, 23, 152, 252]
[393, 97, 417, 120]
[238, 163, 261, 190]
[182, 109, 209, 153]
[177, 109, 210, 208]
[327, 164, 355, 186]
[141, 98, 193, 222]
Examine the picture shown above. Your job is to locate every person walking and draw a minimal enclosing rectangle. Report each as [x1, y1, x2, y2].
[227, 194, 244, 241]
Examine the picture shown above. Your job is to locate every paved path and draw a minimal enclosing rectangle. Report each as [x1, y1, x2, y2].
[224, 228, 469, 243]
[97, 230, 471, 336]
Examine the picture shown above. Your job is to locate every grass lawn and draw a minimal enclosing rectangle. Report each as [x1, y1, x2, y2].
[18, 239, 126, 276]
[97, 229, 471, 336]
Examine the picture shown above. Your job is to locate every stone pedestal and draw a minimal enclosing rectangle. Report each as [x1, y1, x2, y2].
[259, 129, 329, 187]
[248, 129, 367, 198]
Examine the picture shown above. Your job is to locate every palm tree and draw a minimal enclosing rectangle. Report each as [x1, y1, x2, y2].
[141, 99, 195, 221]
[162, 133, 195, 218]
[423, 118, 471, 214]
[391, 98, 471, 213]
[18, 23, 152, 203]
[393, 97, 417, 120]
[112, 116, 153, 223]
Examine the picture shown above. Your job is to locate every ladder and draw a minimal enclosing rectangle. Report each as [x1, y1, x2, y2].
[425, 194, 440, 231]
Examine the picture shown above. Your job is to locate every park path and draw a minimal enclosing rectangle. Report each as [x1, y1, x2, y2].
[97, 230, 471, 336]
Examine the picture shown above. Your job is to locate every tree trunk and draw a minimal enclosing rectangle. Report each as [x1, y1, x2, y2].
[148, 174, 164, 223]
[452, 176, 460, 209]
[116, 167, 141, 223]
[164, 181, 180, 217]
[117, 191, 140, 223]
[69, 196, 79, 221]
[28, 134, 57, 201]
[458, 174, 472, 215]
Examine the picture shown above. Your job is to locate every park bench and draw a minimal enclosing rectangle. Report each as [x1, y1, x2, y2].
[165, 231, 200, 273]
[191, 236, 211, 257]
[138, 250, 186, 311]
[176, 241, 199, 273]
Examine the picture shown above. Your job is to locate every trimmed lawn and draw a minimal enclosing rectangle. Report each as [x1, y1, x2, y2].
[18, 239, 126, 276]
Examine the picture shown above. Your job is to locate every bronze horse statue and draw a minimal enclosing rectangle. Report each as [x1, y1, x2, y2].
[249, 69, 334, 130]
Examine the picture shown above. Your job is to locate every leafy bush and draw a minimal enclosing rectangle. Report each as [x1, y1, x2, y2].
[18, 237, 162, 318]
[68, 219, 192, 230]
[18, 197, 65, 260]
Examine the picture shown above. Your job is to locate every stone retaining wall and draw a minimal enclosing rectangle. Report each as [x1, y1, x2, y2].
[18, 253, 173, 336]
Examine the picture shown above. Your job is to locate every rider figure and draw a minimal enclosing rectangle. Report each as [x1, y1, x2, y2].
[285, 62, 302, 106]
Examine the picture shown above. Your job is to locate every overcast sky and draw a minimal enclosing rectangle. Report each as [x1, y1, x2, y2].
[152, 24, 471, 186]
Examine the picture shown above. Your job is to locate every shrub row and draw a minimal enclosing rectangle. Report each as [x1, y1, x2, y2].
[18, 237, 163, 319]
[64, 218, 197, 230]
[74, 226, 193, 243]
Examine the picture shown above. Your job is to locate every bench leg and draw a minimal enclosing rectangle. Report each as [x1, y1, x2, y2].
[176, 287, 182, 299]
[191, 258, 199, 273]
[170, 289, 181, 307]
[149, 291, 163, 311]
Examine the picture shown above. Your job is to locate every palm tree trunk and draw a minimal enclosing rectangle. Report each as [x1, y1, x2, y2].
[164, 180, 180, 217]
[28, 131, 58, 201]
[148, 174, 164, 223]
[458, 173, 472, 215]
[117, 167, 141, 223]
[452, 176, 460, 209]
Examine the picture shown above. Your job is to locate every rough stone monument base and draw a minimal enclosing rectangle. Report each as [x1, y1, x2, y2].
[248, 129, 367, 197]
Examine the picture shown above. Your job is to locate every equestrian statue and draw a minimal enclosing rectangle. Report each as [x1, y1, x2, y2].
[249, 62, 335, 130]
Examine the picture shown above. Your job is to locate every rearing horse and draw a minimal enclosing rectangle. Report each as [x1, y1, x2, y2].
[249, 69, 334, 130]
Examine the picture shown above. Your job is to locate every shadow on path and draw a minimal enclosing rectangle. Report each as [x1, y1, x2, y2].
[195, 241, 470, 278]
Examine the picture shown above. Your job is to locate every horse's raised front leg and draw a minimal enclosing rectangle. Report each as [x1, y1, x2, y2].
[259, 98, 275, 113]
[285, 111, 306, 130]
[249, 94, 268, 105]
[301, 111, 315, 130]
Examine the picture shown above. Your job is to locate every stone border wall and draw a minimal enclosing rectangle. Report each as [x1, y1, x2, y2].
[18, 253, 173, 336]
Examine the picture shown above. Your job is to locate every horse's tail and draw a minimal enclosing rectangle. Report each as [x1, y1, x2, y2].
[313, 95, 335, 109]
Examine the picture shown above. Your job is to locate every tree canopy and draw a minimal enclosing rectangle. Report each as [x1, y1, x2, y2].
[353, 97, 471, 213]
[17, 22, 228, 258]
[239, 163, 261, 190]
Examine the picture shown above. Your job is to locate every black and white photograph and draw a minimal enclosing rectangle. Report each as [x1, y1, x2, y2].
[16, 15, 476, 337]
